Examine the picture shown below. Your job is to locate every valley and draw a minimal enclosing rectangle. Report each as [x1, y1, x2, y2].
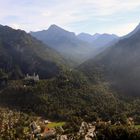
[0, 21, 140, 140]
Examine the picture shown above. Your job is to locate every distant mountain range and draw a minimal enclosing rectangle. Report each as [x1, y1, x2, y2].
[79, 22, 140, 96]
[0, 25, 65, 79]
[77, 32, 118, 46]
[77, 33, 101, 43]
[30, 25, 119, 65]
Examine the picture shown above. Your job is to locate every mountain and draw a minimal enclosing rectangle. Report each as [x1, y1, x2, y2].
[0, 25, 65, 79]
[77, 33, 100, 43]
[91, 33, 118, 48]
[79, 23, 140, 96]
[30, 25, 94, 65]
[77, 32, 118, 47]
[77, 32, 119, 61]
[30, 25, 119, 65]
[30, 24, 77, 47]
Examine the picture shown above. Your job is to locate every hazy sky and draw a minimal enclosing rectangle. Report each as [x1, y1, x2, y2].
[0, 0, 140, 36]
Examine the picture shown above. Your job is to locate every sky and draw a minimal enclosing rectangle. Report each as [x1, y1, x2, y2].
[0, 0, 140, 36]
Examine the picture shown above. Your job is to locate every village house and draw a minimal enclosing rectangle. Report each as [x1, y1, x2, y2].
[57, 135, 68, 140]
[44, 120, 51, 124]
[78, 121, 96, 140]
[30, 121, 41, 138]
[42, 127, 56, 138]
[127, 117, 134, 126]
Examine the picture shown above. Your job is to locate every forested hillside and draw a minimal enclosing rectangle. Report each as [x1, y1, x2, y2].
[79, 23, 140, 96]
[0, 25, 65, 79]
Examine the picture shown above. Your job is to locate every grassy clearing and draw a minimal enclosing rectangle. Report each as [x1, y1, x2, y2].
[134, 125, 140, 129]
[47, 122, 65, 128]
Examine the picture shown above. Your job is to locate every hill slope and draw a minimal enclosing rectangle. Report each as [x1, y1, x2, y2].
[0, 25, 65, 79]
[0, 70, 120, 121]
[79, 23, 140, 96]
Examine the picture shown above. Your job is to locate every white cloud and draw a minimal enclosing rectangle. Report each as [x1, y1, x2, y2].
[107, 22, 138, 36]
[10, 23, 21, 30]
[38, 0, 140, 30]
[0, 0, 140, 35]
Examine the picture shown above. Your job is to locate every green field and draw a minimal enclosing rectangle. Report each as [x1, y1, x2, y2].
[47, 122, 65, 128]
[134, 125, 140, 129]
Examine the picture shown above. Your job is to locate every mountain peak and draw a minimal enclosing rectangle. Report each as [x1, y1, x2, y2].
[93, 33, 101, 36]
[49, 24, 61, 29]
[47, 24, 76, 38]
[100, 33, 118, 38]
[92, 33, 101, 39]
[48, 24, 66, 32]
[78, 32, 92, 36]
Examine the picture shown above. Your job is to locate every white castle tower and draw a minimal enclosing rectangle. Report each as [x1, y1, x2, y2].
[25, 73, 39, 81]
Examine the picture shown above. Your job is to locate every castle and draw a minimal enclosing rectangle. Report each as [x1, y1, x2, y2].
[25, 73, 39, 81]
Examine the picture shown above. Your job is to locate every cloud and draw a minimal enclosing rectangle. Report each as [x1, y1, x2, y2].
[0, 0, 140, 35]
[106, 22, 138, 36]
